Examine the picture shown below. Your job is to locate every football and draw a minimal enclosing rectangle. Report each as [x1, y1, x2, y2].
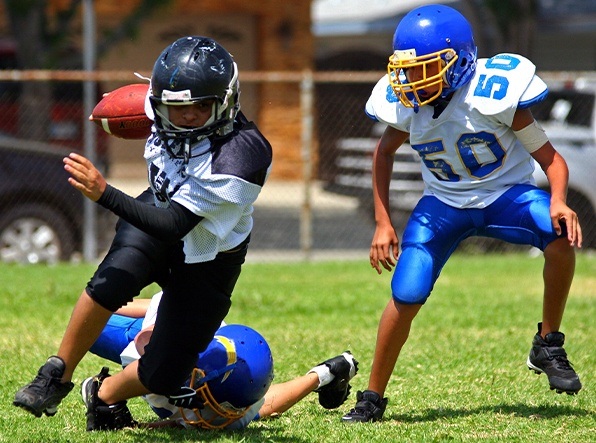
[90, 83, 152, 139]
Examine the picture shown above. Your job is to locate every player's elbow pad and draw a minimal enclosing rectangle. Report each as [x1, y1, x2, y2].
[514, 120, 549, 153]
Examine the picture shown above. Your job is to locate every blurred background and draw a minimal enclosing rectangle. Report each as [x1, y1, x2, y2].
[0, 0, 594, 264]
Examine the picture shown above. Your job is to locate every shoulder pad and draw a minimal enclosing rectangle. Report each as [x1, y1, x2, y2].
[365, 75, 414, 130]
[519, 75, 548, 109]
[211, 121, 272, 186]
[466, 53, 540, 116]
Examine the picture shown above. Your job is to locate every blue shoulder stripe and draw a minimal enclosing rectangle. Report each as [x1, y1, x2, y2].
[519, 88, 549, 109]
[365, 106, 379, 122]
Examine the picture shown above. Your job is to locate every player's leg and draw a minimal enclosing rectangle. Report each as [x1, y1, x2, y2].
[260, 374, 320, 418]
[79, 237, 245, 431]
[58, 219, 172, 381]
[541, 237, 575, 334]
[483, 184, 581, 394]
[372, 302, 421, 390]
[342, 299, 420, 423]
[14, 192, 173, 417]
[343, 196, 473, 423]
[89, 314, 144, 365]
[83, 241, 248, 431]
[137, 237, 250, 398]
[137, 255, 243, 395]
[313, 351, 359, 409]
[258, 351, 358, 418]
[56, 292, 113, 381]
[13, 234, 165, 417]
[81, 363, 140, 431]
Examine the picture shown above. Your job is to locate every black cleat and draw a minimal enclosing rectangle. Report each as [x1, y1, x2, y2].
[13, 356, 74, 417]
[81, 366, 137, 431]
[342, 390, 388, 423]
[315, 351, 359, 409]
[527, 323, 582, 395]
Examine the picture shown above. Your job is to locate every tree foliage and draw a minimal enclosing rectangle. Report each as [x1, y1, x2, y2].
[463, 0, 538, 56]
[3, 0, 172, 69]
[1, 0, 172, 139]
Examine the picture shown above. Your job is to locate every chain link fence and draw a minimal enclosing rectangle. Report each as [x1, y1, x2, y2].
[0, 70, 594, 264]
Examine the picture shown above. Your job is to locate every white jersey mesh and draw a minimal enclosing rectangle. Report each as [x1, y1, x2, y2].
[144, 136, 267, 263]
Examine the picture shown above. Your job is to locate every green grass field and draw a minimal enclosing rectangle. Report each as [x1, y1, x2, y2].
[1, 252, 594, 442]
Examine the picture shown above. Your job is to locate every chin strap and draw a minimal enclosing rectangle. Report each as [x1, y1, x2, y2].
[183, 138, 191, 165]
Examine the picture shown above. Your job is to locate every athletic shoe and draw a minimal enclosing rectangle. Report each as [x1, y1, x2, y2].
[13, 356, 74, 417]
[527, 322, 582, 395]
[341, 390, 388, 423]
[81, 366, 137, 431]
[315, 351, 359, 409]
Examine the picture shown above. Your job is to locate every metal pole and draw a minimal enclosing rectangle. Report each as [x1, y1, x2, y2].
[82, 0, 98, 261]
[299, 70, 314, 259]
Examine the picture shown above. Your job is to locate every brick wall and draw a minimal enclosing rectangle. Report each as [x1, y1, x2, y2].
[99, 0, 314, 180]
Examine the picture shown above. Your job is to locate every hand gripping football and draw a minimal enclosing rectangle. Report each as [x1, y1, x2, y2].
[90, 83, 152, 139]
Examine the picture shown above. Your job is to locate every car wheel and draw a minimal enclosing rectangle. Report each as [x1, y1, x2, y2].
[0, 203, 76, 264]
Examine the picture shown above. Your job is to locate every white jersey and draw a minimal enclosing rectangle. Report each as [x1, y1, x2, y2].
[144, 119, 272, 263]
[365, 53, 549, 208]
[119, 293, 261, 430]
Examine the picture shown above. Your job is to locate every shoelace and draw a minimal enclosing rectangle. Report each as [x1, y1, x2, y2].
[548, 347, 574, 370]
[29, 374, 54, 391]
[353, 400, 377, 416]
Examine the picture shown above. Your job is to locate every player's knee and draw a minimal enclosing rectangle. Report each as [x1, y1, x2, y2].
[86, 274, 139, 312]
[140, 359, 194, 395]
[142, 373, 180, 395]
[392, 289, 429, 305]
[544, 237, 575, 262]
[391, 270, 431, 304]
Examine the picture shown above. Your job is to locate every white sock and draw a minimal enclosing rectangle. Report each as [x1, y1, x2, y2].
[308, 364, 333, 389]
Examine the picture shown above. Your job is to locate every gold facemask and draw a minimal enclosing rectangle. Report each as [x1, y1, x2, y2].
[387, 48, 457, 108]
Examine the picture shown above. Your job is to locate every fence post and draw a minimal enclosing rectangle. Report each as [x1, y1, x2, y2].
[300, 70, 314, 259]
[82, 0, 98, 261]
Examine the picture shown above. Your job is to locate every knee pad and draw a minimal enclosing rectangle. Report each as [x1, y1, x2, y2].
[391, 246, 436, 305]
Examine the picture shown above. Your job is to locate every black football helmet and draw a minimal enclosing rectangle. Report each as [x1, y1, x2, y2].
[149, 36, 239, 144]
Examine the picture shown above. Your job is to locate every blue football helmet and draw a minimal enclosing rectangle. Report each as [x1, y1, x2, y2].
[149, 36, 239, 146]
[180, 324, 274, 429]
[388, 4, 477, 110]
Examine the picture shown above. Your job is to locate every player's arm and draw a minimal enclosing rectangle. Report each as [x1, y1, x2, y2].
[97, 184, 202, 242]
[114, 298, 152, 317]
[512, 108, 582, 247]
[370, 126, 410, 274]
[63, 152, 202, 242]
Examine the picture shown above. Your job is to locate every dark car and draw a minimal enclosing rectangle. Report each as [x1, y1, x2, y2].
[0, 135, 114, 263]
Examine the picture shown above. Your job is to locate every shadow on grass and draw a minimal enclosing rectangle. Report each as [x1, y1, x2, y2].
[116, 424, 311, 443]
[389, 402, 593, 423]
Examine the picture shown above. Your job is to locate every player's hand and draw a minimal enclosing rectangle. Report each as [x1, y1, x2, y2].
[550, 198, 582, 248]
[370, 224, 400, 274]
[63, 152, 107, 201]
[167, 386, 204, 409]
